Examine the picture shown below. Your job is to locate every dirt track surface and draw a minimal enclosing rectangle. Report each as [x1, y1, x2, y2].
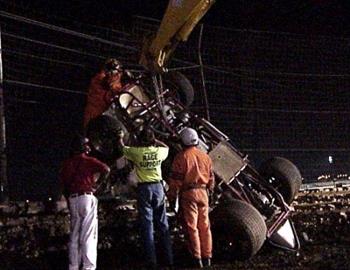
[1, 190, 350, 270]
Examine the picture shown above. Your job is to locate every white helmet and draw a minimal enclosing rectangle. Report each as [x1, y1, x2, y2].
[180, 128, 199, 146]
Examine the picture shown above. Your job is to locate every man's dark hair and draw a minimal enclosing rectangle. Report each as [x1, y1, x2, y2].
[139, 128, 155, 146]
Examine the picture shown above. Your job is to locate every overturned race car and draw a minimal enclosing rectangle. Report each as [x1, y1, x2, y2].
[86, 71, 302, 260]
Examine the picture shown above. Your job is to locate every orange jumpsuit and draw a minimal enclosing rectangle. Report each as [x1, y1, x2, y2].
[168, 146, 215, 260]
[83, 70, 122, 128]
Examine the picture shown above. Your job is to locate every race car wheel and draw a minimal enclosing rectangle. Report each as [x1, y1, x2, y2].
[163, 71, 194, 107]
[259, 157, 302, 204]
[86, 115, 127, 162]
[211, 199, 267, 260]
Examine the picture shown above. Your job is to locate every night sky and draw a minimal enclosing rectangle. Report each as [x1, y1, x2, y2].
[3, 0, 350, 35]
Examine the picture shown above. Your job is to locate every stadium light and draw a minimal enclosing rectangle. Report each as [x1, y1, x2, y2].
[328, 156, 333, 164]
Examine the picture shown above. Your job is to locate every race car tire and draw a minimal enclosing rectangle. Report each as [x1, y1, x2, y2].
[211, 199, 267, 260]
[259, 157, 302, 204]
[164, 71, 194, 107]
[86, 115, 127, 162]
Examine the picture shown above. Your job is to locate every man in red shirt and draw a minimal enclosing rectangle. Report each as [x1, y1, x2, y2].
[167, 128, 215, 268]
[83, 58, 124, 128]
[60, 135, 110, 270]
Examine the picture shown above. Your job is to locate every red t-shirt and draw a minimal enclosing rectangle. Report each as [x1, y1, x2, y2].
[60, 153, 109, 194]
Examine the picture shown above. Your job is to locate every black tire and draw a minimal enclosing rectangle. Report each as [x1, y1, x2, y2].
[163, 71, 194, 107]
[86, 115, 127, 162]
[211, 199, 267, 260]
[259, 157, 302, 204]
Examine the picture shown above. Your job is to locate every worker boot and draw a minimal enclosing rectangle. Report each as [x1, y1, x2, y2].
[193, 258, 203, 268]
[202, 258, 211, 267]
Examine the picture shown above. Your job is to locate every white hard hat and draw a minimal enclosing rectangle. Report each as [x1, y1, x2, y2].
[180, 128, 199, 146]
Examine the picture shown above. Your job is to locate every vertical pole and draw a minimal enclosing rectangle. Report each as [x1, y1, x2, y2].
[0, 27, 8, 202]
[198, 24, 210, 121]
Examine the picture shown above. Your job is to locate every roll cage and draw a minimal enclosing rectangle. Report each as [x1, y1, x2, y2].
[104, 80, 299, 249]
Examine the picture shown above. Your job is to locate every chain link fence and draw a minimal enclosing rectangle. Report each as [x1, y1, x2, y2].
[1, 5, 349, 200]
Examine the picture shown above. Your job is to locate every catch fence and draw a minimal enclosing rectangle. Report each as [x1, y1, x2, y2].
[0, 6, 349, 200]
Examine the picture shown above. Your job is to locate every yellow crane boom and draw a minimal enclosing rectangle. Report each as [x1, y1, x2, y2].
[139, 0, 215, 73]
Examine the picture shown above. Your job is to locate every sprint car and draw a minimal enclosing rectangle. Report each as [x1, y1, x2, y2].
[86, 71, 302, 259]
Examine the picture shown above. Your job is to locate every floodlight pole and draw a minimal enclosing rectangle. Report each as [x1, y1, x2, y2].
[0, 27, 8, 202]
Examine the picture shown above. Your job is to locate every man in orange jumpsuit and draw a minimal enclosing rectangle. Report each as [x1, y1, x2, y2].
[83, 58, 124, 128]
[167, 127, 215, 268]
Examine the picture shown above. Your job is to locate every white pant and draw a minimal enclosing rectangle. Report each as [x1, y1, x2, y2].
[68, 194, 98, 270]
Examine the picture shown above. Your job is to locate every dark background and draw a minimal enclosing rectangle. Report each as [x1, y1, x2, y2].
[4, 0, 349, 36]
[1, 0, 350, 201]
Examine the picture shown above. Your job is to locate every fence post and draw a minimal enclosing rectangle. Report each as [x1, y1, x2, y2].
[0, 27, 8, 203]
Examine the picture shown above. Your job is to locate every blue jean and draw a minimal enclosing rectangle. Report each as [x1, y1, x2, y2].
[137, 182, 173, 267]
